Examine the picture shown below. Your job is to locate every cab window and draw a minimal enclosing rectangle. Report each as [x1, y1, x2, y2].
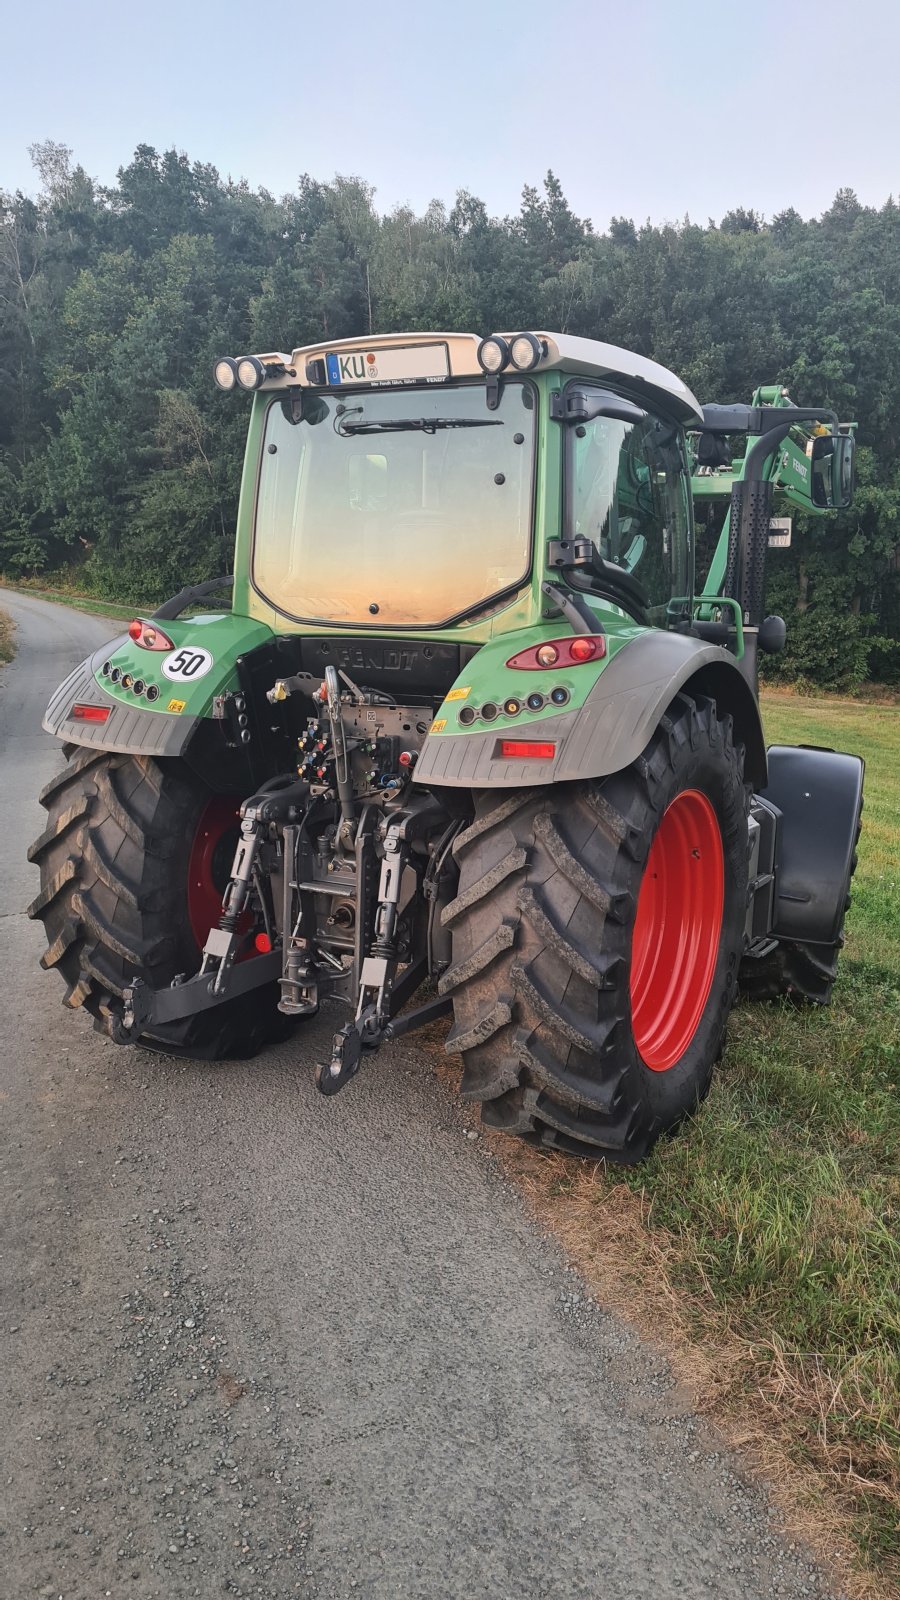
[567, 398, 693, 623]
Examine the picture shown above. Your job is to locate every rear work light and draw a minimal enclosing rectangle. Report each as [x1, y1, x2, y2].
[505, 635, 606, 670]
[71, 704, 111, 723]
[500, 740, 556, 760]
[128, 619, 174, 651]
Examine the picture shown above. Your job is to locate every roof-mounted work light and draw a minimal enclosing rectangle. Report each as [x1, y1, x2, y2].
[476, 335, 510, 374]
[236, 355, 267, 391]
[213, 357, 238, 391]
[509, 332, 544, 371]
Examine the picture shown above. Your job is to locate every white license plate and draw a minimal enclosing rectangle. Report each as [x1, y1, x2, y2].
[325, 343, 449, 386]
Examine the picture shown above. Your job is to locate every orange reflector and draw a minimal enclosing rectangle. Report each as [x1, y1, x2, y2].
[254, 932, 273, 953]
[71, 703, 111, 723]
[500, 740, 556, 760]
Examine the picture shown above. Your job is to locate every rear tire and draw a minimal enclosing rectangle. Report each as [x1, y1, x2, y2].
[440, 695, 749, 1161]
[28, 748, 290, 1059]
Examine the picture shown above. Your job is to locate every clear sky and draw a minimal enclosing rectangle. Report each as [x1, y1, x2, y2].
[2, 0, 898, 227]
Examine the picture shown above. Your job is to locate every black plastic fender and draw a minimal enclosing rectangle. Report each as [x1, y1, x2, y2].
[415, 632, 768, 790]
[760, 745, 865, 945]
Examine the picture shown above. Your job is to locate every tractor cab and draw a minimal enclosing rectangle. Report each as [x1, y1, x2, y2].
[217, 330, 705, 645]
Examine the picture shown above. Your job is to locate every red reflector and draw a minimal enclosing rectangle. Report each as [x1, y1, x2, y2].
[71, 703, 111, 723]
[254, 932, 273, 953]
[500, 740, 556, 760]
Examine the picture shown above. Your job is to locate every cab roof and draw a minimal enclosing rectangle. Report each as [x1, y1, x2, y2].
[244, 330, 704, 425]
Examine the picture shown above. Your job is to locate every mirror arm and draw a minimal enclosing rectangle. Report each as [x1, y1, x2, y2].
[699, 403, 838, 436]
[551, 389, 648, 426]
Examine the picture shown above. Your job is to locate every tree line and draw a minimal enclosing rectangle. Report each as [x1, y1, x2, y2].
[2, 141, 899, 687]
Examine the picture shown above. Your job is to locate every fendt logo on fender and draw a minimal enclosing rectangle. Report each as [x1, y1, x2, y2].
[343, 646, 418, 673]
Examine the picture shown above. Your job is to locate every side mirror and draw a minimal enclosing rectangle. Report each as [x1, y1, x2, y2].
[810, 433, 855, 509]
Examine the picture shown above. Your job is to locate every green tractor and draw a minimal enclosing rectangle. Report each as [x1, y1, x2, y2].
[28, 331, 864, 1160]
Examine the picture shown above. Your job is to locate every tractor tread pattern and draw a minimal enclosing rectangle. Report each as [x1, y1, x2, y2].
[28, 750, 289, 1060]
[443, 694, 748, 1161]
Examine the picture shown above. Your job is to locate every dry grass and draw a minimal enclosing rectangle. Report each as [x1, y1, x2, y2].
[0, 606, 15, 665]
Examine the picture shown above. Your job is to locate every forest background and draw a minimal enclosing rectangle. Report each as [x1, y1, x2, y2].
[3, 140, 899, 690]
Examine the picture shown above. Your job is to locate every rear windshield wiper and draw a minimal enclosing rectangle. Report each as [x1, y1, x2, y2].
[337, 416, 503, 436]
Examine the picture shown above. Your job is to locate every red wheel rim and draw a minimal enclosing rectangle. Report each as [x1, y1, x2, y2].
[186, 795, 243, 952]
[630, 789, 724, 1072]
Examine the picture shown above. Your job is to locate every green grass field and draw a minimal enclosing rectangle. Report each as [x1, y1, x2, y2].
[629, 694, 899, 1575]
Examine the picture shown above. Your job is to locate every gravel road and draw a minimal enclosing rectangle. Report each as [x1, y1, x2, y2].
[0, 589, 841, 1600]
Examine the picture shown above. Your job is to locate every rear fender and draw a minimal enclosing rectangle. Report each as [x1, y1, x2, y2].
[414, 632, 767, 789]
[760, 745, 864, 944]
[42, 612, 275, 779]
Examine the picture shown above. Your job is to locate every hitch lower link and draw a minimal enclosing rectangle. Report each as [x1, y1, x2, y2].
[111, 777, 305, 1044]
[314, 811, 451, 1096]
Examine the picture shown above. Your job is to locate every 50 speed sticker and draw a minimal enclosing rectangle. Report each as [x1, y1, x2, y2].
[161, 647, 214, 683]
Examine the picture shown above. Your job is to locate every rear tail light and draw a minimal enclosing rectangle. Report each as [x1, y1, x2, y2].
[505, 635, 605, 670]
[499, 740, 556, 760]
[128, 619, 174, 651]
[71, 704, 111, 723]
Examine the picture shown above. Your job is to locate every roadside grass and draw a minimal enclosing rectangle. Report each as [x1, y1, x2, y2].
[0, 576, 137, 622]
[0, 606, 16, 664]
[0, 576, 231, 624]
[456, 694, 900, 1595]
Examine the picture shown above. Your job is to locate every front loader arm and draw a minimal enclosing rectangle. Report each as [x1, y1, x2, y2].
[690, 384, 857, 608]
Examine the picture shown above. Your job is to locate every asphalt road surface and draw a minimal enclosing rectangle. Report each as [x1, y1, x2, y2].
[0, 589, 841, 1600]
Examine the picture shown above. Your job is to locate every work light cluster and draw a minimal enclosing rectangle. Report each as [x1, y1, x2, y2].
[213, 355, 273, 392]
[476, 332, 546, 375]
